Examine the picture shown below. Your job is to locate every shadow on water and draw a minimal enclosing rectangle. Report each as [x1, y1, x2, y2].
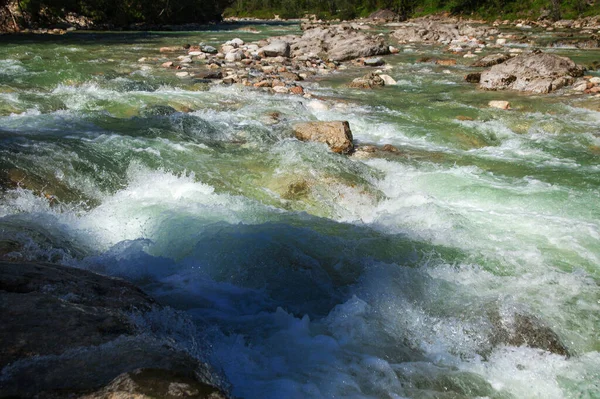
[0, 21, 300, 46]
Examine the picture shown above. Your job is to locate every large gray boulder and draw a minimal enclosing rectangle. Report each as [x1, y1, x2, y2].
[273, 25, 390, 62]
[293, 121, 354, 154]
[479, 52, 584, 93]
[0, 261, 228, 398]
[262, 40, 291, 57]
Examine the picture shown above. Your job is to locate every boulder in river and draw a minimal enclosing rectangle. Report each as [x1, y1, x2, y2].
[0, 261, 228, 398]
[479, 52, 584, 94]
[349, 72, 386, 89]
[277, 24, 390, 62]
[293, 121, 354, 154]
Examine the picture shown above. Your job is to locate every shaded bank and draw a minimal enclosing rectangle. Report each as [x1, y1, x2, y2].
[0, 0, 232, 32]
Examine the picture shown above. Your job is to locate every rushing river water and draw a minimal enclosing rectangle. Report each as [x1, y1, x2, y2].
[1, 22, 600, 398]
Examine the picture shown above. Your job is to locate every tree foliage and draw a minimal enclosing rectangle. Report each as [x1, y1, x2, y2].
[19, 0, 232, 26]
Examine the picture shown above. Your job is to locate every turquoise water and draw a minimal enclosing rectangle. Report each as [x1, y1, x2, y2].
[1, 23, 599, 398]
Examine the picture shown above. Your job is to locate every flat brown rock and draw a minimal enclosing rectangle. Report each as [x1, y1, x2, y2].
[293, 121, 354, 154]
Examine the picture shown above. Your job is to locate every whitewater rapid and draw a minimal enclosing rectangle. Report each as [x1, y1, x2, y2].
[1, 28, 599, 398]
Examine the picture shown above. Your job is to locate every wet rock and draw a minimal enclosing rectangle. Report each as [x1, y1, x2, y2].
[197, 71, 223, 80]
[364, 57, 385, 67]
[0, 262, 228, 397]
[349, 72, 386, 89]
[488, 100, 511, 109]
[293, 121, 354, 154]
[201, 45, 218, 54]
[262, 40, 291, 57]
[465, 72, 481, 83]
[489, 309, 570, 357]
[80, 368, 228, 399]
[479, 52, 584, 94]
[471, 53, 511, 67]
[161, 61, 174, 68]
[435, 59, 457, 66]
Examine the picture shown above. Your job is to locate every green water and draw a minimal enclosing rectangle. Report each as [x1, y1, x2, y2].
[1, 22, 599, 399]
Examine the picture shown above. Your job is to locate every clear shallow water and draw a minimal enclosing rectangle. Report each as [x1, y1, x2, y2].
[1, 24, 599, 399]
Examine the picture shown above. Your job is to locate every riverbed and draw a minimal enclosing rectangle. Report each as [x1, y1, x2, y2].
[1, 21, 599, 398]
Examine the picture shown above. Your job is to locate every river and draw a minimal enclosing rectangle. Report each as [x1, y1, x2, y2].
[1, 22, 599, 398]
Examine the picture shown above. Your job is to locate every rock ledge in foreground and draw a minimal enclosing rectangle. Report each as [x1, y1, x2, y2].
[0, 261, 229, 399]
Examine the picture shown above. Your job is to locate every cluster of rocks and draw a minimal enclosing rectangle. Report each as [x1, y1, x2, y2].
[465, 51, 593, 95]
[493, 15, 600, 32]
[0, 261, 229, 398]
[151, 23, 393, 96]
[391, 17, 498, 50]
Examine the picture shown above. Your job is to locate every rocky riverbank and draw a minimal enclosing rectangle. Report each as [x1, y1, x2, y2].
[0, 261, 230, 399]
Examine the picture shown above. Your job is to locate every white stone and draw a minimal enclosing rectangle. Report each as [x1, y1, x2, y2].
[378, 74, 397, 85]
[496, 38, 507, 45]
[272, 86, 290, 94]
[589, 77, 600, 84]
[488, 100, 510, 110]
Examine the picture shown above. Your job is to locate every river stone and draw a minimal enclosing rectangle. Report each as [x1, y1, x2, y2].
[479, 52, 584, 93]
[379, 74, 397, 85]
[201, 45, 217, 54]
[0, 262, 227, 398]
[293, 121, 354, 154]
[364, 57, 385, 67]
[262, 40, 291, 57]
[488, 100, 511, 109]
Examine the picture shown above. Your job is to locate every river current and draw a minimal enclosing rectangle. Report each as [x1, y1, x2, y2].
[1, 23, 599, 398]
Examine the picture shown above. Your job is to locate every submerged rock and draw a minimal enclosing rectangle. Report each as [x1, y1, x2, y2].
[293, 121, 354, 154]
[0, 261, 228, 398]
[488, 309, 570, 357]
[479, 52, 584, 93]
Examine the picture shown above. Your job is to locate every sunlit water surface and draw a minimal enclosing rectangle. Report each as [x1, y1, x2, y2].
[1, 23, 599, 399]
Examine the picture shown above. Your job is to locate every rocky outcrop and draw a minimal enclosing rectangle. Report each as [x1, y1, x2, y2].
[392, 19, 497, 45]
[478, 52, 584, 93]
[471, 53, 511, 67]
[0, 261, 228, 398]
[293, 121, 354, 154]
[281, 24, 390, 62]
